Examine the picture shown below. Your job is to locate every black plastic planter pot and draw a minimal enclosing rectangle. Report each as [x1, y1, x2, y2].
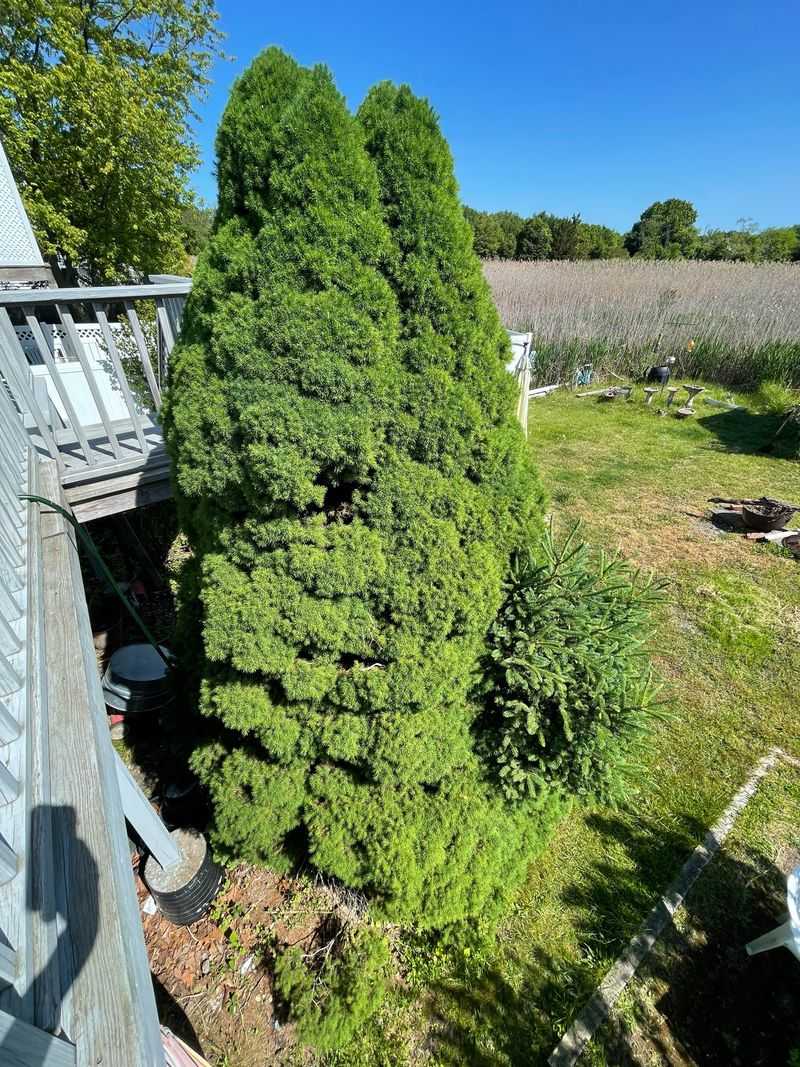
[142, 829, 223, 926]
[102, 642, 174, 716]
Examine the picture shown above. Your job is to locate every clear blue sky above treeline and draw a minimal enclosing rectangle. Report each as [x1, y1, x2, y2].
[190, 0, 799, 234]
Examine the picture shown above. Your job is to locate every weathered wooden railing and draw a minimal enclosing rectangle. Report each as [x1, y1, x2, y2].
[0, 278, 190, 521]
[0, 372, 165, 1063]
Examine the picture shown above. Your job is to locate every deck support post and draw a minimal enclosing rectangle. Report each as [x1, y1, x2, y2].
[113, 752, 183, 871]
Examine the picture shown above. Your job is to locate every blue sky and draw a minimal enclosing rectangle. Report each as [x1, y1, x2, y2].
[191, 0, 799, 234]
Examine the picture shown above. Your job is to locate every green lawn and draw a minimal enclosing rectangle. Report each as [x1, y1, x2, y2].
[335, 387, 800, 1067]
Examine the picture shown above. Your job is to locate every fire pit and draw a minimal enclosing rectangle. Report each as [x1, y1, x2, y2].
[708, 495, 800, 538]
[742, 502, 797, 532]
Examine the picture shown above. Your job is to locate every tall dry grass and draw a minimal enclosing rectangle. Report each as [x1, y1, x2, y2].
[484, 259, 800, 388]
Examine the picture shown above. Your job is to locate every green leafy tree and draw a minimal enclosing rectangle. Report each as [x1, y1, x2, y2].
[0, 0, 222, 281]
[463, 208, 524, 258]
[463, 206, 503, 257]
[165, 52, 554, 929]
[492, 210, 525, 257]
[582, 223, 628, 259]
[625, 199, 699, 259]
[758, 226, 799, 262]
[516, 214, 552, 260]
[696, 228, 741, 261]
[547, 212, 589, 259]
[181, 199, 215, 258]
[696, 226, 759, 262]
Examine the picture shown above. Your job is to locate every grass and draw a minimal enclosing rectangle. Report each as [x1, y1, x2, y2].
[484, 259, 800, 388]
[589, 763, 800, 1066]
[332, 385, 800, 1066]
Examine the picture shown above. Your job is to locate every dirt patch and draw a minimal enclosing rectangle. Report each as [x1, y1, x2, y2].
[138, 862, 299, 1065]
[138, 855, 379, 1065]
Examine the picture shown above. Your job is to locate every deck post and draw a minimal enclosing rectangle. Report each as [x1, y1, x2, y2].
[113, 753, 183, 871]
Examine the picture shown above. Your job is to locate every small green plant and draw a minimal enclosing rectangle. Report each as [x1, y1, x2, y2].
[481, 526, 666, 804]
[275, 925, 390, 1052]
[750, 379, 800, 416]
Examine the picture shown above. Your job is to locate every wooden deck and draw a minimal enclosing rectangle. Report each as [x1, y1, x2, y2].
[0, 279, 188, 522]
[0, 280, 191, 1064]
[39, 460, 164, 1064]
[0, 392, 165, 1063]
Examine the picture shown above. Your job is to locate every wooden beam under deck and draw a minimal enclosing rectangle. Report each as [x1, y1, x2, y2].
[62, 446, 173, 523]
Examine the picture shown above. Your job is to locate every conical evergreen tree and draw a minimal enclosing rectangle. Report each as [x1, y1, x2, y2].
[357, 81, 546, 552]
[164, 52, 557, 928]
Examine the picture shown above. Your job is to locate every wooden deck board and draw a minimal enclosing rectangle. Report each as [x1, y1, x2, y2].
[39, 462, 163, 1066]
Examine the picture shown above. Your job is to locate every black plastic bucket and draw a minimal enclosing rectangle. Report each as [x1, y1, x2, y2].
[102, 642, 174, 715]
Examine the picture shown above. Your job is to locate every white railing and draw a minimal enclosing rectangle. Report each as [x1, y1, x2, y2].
[0, 280, 190, 478]
[0, 378, 53, 1043]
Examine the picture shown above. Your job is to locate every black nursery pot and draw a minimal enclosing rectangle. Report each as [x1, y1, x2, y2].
[143, 829, 223, 926]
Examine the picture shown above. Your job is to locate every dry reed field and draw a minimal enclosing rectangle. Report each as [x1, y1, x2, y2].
[484, 259, 800, 387]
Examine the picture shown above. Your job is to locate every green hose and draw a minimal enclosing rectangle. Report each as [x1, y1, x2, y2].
[21, 494, 171, 667]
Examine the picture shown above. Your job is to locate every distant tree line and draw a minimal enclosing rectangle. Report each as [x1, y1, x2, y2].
[464, 199, 800, 263]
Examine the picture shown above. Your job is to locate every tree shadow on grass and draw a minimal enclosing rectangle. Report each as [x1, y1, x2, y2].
[562, 810, 707, 950]
[699, 408, 799, 460]
[429, 810, 800, 1066]
[427, 810, 706, 1067]
[596, 841, 800, 1066]
[427, 945, 593, 1067]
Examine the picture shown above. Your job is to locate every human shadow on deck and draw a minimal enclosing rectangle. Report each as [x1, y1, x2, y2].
[699, 407, 799, 459]
[0, 804, 98, 1065]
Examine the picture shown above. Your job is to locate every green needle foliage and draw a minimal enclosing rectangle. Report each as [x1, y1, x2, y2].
[274, 926, 390, 1052]
[165, 50, 553, 930]
[482, 526, 666, 805]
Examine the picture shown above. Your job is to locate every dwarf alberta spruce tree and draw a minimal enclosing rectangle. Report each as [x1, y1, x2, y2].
[164, 50, 554, 928]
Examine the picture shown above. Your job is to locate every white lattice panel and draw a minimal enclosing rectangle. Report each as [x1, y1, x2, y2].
[14, 323, 123, 365]
[0, 140, 44, 268]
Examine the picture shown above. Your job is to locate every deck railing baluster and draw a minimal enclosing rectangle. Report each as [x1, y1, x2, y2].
[92, 303, 149, 455]
[56, 304, 123, 462]
[0, 279, 189, 495]
[0, 651, 23, 694]
[0, 762, 20, 805]
[0, 941, 17, 986]
[0, 310, 60, 465]
[0, 700, 21, 745]
[23, 308, 96, 468]
[0, 838, 17, 885]
[122, 300, 162, 411]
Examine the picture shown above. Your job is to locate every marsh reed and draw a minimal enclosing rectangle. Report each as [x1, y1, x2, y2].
[484, 259, 800, 387]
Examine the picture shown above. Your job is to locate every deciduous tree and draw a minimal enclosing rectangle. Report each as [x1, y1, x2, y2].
[0, 0, 222, 281]
[516, 214, 553, 260]
[625, 199, 699, 259]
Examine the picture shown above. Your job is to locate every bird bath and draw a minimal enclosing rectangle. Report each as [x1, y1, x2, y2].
[684, 385, 704, 408]
[666, 387, 679, 407]
[643, 387, 657, 406]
